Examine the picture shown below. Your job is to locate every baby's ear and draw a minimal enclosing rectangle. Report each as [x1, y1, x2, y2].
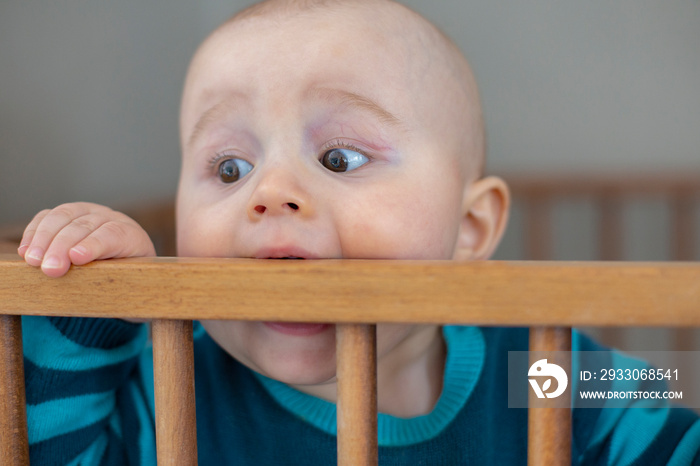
[453, 176, 510, 261]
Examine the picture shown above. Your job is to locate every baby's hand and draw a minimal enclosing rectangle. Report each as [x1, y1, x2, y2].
[17, 202, 156, 278]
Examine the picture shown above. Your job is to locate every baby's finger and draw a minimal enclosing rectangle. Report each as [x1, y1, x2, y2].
[18, 209, 51, 259]
[22, 204, 96, 267]
[40, 215, 111, 277]
[68, 220, 156, 266]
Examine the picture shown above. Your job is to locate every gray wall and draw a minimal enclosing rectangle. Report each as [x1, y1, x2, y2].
[2, 0, 699, 251]
[0, 0, 204, 223]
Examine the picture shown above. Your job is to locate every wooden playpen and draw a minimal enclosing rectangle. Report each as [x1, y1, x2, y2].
[0, 173, 698, 465]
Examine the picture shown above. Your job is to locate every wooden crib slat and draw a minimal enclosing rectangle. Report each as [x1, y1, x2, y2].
[336, 324, 378, 466]
[672, 195, 695, 262]
[597, 195, 625, 349]
[597, 194, 624, 262]
[528, 327, 572, 466]
[0, 315, 29, 466]
[152, 319, 198, 466]
[524, 196, 552, 260]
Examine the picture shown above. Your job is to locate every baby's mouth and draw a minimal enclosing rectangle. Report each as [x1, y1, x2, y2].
[261, 255, 330, 335]
[264, 321, 332, 336]
[254, 245, 317, 260]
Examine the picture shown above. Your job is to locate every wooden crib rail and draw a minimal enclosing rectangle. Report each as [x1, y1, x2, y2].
[2, 256, 700, 325]
[2, 255, 700, 466]
[506, 172, 700, 263]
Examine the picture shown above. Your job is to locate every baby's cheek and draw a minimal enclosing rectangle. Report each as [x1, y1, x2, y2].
[177, 225, 212, 257]
[340, 201, 456, 260]
[176, 205, 237, 257]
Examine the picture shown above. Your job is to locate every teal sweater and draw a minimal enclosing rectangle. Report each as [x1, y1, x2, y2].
[22, 316, 700, 465]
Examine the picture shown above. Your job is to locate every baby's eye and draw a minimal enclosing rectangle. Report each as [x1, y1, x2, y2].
[218, 158, 253, 183]
[320, 148, 369, 173]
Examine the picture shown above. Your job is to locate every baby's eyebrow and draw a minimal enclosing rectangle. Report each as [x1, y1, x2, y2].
[187, 88, 405, 149]
[309, 87, 405, 130]
[187, 98, 242, 149]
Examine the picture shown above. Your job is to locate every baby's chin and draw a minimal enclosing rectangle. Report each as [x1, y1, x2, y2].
[260, 366, 337, 387]
[202, 320, 338, 387]
[247, 353, 339, 394]
[252, 340, 337, 384]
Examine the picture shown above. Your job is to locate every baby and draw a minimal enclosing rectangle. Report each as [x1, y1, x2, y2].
[16, 0, 700, 464]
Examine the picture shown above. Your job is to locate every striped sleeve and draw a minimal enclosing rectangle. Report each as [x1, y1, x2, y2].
[577, 397, 700, 465]
[572, 332, 700, 465]
[22, 316, 154, 465]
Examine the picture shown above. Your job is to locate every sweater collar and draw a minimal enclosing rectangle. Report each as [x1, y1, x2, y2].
[254, 326, 485, 446]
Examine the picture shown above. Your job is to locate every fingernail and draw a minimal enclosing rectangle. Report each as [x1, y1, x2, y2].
[70, 245, 88, 256]
[17, 243, 29, 254]
[41, 256, 61, 269]
[27, 247, 44, 263]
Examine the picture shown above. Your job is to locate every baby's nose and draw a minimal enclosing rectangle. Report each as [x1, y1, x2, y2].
[252, 202, 299, 215]
[246, 170, 313, 220]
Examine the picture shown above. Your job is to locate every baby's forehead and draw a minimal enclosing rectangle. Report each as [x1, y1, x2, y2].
[186, 4, 424, 112]
[184, 0, 483, 175]
[192, 1, 467, 106]
[214, 0, 442, 63]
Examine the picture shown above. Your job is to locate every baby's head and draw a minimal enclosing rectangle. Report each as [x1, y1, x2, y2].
[175, 0, 508, 408]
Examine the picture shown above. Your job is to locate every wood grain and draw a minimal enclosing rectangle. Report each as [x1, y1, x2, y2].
[152, 319, 198, 466]
[2, 255, 699, 465]
[0, 315, 29, 466]
[528, 327, 572, 466]
[336, 324, 377, 466]
[1, 255, 699, 326]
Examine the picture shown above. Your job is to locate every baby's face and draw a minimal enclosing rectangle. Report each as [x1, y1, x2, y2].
[176, 6, 476, 388]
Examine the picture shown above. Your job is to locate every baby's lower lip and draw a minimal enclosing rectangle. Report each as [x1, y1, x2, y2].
[263, 322, 332, 336]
